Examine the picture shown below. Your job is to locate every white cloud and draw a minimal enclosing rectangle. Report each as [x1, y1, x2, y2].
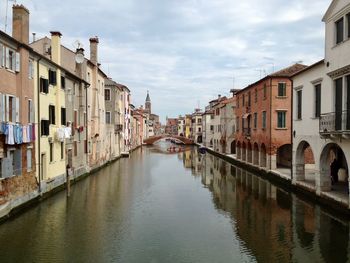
[0, 0, 331, 122]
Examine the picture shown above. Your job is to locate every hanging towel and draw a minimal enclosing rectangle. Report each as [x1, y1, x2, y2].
[23, 125, 28, 143]
[7, 124, 15, 145]
[31, 124, 36, 141]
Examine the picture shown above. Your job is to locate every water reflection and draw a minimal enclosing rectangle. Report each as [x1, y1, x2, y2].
[0, 145, 349, 263]
[183, 148, 350, 263]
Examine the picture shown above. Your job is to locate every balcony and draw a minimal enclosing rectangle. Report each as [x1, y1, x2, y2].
[243, 128, 251, 137]
[320, 111, 350, 138]
[115, 124, 123, 134]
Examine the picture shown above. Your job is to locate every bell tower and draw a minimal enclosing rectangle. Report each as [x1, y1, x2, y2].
[145, 90, 151, 114]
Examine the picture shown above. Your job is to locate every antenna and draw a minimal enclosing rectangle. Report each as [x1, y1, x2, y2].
[72, 40, 83, 50]
[4, 0, 16, 32]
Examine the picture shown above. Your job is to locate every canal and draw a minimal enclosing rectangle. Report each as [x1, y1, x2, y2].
[0, 142, 349, 262]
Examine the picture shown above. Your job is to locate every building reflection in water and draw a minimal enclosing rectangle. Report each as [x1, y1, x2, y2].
[182, 148, 350, 263]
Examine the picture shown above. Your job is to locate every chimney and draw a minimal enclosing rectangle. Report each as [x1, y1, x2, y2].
[12, 5, 30, 44]
[50, 31, 62, 65]
[32, 32, 36, 42]
[218, 94, 221, 99]
[75, 48, 85, 78]
[89, 37, 99, 65]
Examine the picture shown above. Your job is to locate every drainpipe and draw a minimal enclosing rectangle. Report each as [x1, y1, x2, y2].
[270, 78, 272, 170]
[85, 83, 89, 169]
[37, 56, 42, 194]
[290, 79, 294, 181]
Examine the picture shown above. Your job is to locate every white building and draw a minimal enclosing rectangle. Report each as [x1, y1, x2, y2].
[292, 0, 350, 206]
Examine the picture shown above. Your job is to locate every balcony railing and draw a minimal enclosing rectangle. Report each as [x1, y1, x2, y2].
[320, 111, 350, 134]
[243, 128, 251, 137]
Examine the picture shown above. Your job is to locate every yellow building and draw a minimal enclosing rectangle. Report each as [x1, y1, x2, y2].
[185, 114, 192, 138]
[34, 32, 67, 192]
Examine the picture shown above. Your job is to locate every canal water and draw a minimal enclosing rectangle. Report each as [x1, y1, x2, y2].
[0, 142, 349, 263]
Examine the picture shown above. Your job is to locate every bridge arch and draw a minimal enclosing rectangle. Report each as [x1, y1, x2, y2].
[144, 135, 194, 145]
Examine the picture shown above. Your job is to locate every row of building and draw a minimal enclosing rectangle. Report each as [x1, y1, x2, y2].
[172, 0, 350, 209]
[0, 4, 160, 217]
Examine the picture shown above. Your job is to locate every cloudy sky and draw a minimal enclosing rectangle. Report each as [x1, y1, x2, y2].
[0, 0, 331, 122]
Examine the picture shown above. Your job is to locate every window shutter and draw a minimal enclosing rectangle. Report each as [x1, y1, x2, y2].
[15, 52, 20, 72]
[11, 51, 16, 71]
[15, 97, 20, 122]
[5, 47, 10, 69]
[0, 93, 3, 122]
[27, 149, 32, 171]
[29, 100, 34, 123]
[5, 95, 9, 121]
[14, 149, 22, 175]
[0, 44, 4, 67]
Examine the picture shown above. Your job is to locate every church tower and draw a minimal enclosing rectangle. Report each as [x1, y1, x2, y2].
[145, 90, 151, 114]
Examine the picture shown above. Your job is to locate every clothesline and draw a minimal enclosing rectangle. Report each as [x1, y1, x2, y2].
[0, 123, 36, 145]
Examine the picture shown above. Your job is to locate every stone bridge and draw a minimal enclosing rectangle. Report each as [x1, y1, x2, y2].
[144, 134, 194, 145]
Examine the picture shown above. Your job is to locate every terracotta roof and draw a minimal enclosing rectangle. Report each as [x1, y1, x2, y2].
[235, 63, 308, 95]
[269, 63, 307, 77]
[291, 60, 325, 77]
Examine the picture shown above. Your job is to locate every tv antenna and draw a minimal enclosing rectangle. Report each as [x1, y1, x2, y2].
[5, 0, 17, 32]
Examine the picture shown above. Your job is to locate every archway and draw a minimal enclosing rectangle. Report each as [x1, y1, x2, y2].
[319, 143, 348, 194]
[242, 141, 247, 161]
[260, 143, 267, 168]
[294, 141, 316, 185]
[210, 139, 213, 148]
[247, 142, 252, 163]
[277, 144, 292, 168]
[197, 135, 202, 144]
[237, 141, 241, 159]
[253, 142, 259, 165]
[231, 140, 236, 155]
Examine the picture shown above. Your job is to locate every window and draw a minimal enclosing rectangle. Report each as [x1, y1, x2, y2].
[278, 83, 286, 97]
[26, 148, 32, 172]
[248, 91, 251, 106]
[197, 118, 202, 124]
[254, 112, 257, 129]
[84, 140, 88, 153]
[237, 117, 239, 131]
[255, 89, 258, 103]
[210, 125, 214, 131]
[0, 44, 4, 67]
[40, 78, 49, 93]
[61, 76, 65, 89]
[237, 96, 239, 107]
[49, 69, 57, 85]
[49, 105, 55, 125]
[28, 99, 34, 123]
[49, 143, 53, 162]
[74, 141, 77, 156]
[198, 127, 201, 132]
[60, 142, 64, 160]
[315, 84, 321, 118]
[242, 95, 245, 106]
[263, 83, 267, 99]
[262, 111, 266, 129]
[106, 111, 111, 124]
[87, 72, 90, 83]
[242, 118, 244, 130]
[105, 89, 111, 100]
[336, 17, 344, 44]
[28, 59, 34, 79]
[61, 107, 66, 125]
[41, 120, 50, 136]
[296, 90, 302, 120]
[347, 13, 350, 38]
[277, 111, 286, 128]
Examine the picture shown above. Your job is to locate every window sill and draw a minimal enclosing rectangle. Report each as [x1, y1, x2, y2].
[332, 37, 350, 49]
[310, 117, 320, 120]
[275, 127, 287, 130]
[276, 96, 287, 99]
[294, 118, 302, 121]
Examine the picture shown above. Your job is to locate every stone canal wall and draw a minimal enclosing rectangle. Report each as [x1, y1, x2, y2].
[200, 145, 350, 217]
[0, 154, 125, 223]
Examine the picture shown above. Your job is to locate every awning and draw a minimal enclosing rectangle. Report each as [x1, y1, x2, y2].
[243, 113, 250, 119]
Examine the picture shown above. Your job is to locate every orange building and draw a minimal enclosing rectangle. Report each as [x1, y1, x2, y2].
[235, 64, 306, 170]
